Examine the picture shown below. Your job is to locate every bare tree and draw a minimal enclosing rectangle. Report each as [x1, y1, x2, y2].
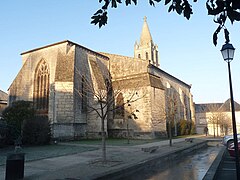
[220, 115, 232, 136]
[207, 104, 232, 137]
[207, 104, 221, 137]
[74, 63, 142, 162]
[165, 89, 180, 146]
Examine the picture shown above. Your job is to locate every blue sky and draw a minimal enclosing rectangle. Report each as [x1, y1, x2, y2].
[1, 1, 240, 104]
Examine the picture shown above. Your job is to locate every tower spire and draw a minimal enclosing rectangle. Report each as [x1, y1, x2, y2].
[134, 17, 160, 67]
[140, 16, 152, 45]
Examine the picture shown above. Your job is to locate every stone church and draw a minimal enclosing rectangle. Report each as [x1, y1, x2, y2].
[8, 17, 195, 139]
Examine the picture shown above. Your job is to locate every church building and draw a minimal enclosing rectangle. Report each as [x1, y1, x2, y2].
[8, 17, 195, 139]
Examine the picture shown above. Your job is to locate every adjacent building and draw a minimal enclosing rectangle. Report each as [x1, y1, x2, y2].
[0, 90, 7, 117]
[195, 99, 240, 136]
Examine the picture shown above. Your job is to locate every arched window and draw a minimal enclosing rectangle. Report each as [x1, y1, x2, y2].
[138, 54, 141, 58]
[146, 52, 149, 60]
[34, 60, 50, 114]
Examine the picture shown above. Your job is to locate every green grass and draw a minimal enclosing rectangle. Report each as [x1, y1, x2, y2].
[67, 138, 167, 146]
[0, 144, 98, 166]
[0, 137, 176, 166]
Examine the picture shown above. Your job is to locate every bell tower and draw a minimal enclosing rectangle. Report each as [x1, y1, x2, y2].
[134, 16, 159, 67]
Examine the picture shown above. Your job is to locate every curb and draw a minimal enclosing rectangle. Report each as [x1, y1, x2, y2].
[91, 140, 208, 180]
[202, 146, 226, 180]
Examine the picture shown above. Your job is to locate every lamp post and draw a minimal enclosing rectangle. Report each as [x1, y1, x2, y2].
[221, 42, 240, 179]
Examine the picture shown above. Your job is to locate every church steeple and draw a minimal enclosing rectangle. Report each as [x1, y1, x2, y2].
[140, 16, 152, 46]
[134, 17, 159, 67]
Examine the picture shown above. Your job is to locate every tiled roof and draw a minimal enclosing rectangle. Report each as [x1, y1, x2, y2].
[195, 99, 240, 113]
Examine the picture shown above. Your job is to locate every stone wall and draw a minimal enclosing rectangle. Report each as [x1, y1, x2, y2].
[101, 53, 148, 79]
[73, 46, 110, 138]
[54, 82, 74, 123]
[148, 65, 194, 122]
[8, 62, 32, 103]
[9, 42, 70, 104]
[150, 87, 166, 135]
[52, 123, 87, 140]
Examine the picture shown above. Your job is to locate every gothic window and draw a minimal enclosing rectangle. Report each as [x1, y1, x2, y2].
[115, 93, 124, 118]
[34, 60, 49, 114]
[138, 54, 141, 58]
[81, 76, 87, 112]
[146, 52, 149, 60]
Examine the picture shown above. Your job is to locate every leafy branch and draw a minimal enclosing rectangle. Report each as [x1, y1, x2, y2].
[91, 0, 197, 28]
[91, 0, 240, 46]
[206, 0, 240, 45]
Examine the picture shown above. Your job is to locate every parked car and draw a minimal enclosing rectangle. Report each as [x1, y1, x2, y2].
[228, 141, 240, 157]
[222, 134, 240, 147]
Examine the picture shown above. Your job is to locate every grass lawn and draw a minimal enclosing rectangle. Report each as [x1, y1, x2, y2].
[0, 144, 98, 166]
[0, 136, 192, 166]
[67, 138, 167, 146]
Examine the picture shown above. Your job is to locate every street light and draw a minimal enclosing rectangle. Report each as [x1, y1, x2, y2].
[221, 42, 240, 179]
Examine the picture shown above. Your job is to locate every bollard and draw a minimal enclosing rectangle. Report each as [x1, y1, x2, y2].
[5, 153, 25, 180]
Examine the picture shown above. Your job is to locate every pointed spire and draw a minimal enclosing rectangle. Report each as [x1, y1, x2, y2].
[140, 16, 152, 45]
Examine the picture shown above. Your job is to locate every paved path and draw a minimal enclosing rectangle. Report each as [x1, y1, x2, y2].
[214, 148, 238, 180]
[0, 135, 221, 180]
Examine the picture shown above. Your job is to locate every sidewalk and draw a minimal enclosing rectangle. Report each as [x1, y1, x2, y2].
[0, 135, 221, 180]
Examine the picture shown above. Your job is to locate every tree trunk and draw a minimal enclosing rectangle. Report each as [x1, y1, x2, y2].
[213, 123, 216, 138]
[174, 118, 177, 136]
[101, 117, 106, 162]
[169, 121, 172, 147]
[127, 118, 130, 144]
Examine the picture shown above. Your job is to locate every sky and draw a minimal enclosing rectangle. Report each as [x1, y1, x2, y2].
[1, 0, 240, 104]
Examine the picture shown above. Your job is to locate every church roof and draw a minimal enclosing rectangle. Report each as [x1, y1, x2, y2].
[140, 16, 153, 45]
[148, 64, 191, 89]
[21, 40, 109, 60]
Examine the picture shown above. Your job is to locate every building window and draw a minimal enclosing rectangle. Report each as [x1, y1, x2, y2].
[146, 52, 149, 60]
[34, 60, 49, 114]
[138, 54, 141, 58]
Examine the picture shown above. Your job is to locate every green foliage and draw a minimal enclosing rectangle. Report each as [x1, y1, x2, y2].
[92, 0, 196, 28]
[93, 0, 240, 46]
[0, 120, 9, 147]
[206, 0, 240, 45]
[177, 119, 195, 136]
[190, 121, 196, 135]
[178, 119, 187, 135]
[22, 116, 51, 145]
[2, 101, 34, 143]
